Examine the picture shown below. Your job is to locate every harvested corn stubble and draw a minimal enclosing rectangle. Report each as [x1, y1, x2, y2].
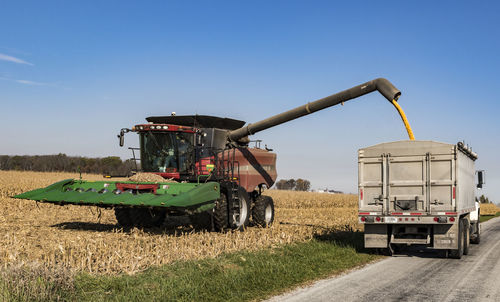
[0, 171, 360, 275]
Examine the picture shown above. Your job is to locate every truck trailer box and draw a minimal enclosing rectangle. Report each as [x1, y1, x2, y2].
[358, 140, 480, 257]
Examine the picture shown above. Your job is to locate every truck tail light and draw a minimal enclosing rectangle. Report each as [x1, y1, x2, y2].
[434, 217, 447, 223]
[361, 217, 366, 222]
[449, 217, 455, 222]
[376, 216, 381, 222]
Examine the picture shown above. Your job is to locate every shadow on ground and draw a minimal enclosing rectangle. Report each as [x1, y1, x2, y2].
[316, 230, 447, 258]
[283, 223, 447, 259]
[51, 215, 211, 236]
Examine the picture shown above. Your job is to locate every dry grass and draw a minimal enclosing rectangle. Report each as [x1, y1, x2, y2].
[0, 262, 73, 302]
[480, 203, 500, 216]
[0, 171, 360, 275]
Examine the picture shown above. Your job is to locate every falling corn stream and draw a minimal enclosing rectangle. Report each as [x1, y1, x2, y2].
[391, 99, 415, 140]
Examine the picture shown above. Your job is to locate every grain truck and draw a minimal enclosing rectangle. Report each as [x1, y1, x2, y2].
[358, 140, 485, 258]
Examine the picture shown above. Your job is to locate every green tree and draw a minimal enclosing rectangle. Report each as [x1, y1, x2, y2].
[478, 194, 490, 204]
[295, 179, 311, 191]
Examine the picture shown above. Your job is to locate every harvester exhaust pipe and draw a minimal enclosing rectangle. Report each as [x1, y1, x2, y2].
[227, 78, 401, 142]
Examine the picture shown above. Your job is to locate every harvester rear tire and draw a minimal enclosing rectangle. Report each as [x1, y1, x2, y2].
[252, 195, 275, 227]
[213, 193, 229, 231]
[130, 208, 166, 228]
[229, 187, 251, 231]
[114, 208, 133, 227]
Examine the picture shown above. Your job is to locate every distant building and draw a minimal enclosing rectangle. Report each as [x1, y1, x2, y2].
[315, 188, 344, 194]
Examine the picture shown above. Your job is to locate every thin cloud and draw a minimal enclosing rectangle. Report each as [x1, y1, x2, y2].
[15, 79, 50, 86]
[0, 76, 54, 87]
[0, 53, 33, 65]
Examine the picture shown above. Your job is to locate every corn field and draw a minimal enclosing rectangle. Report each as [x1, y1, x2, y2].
[0, 171, 360, 275]
[479, 203, 500, 216]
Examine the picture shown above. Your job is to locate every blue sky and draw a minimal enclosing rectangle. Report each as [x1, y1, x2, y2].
[1, 1, 499, 201]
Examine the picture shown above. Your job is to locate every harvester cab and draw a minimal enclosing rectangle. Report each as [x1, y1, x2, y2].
[15, 78, 413, 232]
[131, 123, 197, 178]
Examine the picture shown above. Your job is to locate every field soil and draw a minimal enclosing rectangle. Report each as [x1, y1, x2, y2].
[0, 171, 360, 275]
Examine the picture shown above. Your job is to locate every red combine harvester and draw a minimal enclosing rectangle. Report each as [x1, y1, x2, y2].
[16, 78, 403, 231]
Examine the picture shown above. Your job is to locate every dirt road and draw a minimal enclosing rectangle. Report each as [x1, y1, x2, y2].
[270, 217, 500, 302]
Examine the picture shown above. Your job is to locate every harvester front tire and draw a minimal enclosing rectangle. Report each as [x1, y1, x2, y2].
[252, 195, 275, 227]
[130, 208, 166, 228]
[190, 212, 212, 230]
[213, 193, 229, 231]
[114, 208, 133, 227]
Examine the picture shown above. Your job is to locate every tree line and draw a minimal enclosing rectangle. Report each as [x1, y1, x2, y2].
[0, 154, 135, 176]
[476, 194, 492, 204]
[274, 178, 311, 191]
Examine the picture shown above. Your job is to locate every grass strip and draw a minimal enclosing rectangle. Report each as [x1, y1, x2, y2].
[70, 231, 378, 302]
[480, 212, 500, 223]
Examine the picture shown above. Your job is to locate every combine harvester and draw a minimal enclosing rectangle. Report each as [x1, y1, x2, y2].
[16, 78, 411, 231]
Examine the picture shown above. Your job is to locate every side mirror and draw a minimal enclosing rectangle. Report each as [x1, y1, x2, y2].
[117, 128, 131, 147]
[119, 132, 125, 147]
[477, 170, 485, 188]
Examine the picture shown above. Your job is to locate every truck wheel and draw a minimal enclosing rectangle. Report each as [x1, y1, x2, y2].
[114, 208, 133, 227]
[463, 220, 470, 255]
[471, 222, 481, 244]
[449, 219, 464, 259]
[252, 195, 275, 227]
[229, 187, 251, 231]
[213, 193, 229, 231]
[130, 208, 166, 228]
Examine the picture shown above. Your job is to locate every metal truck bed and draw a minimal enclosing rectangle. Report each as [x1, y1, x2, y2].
[358, 140, 480, 253]
[358, 140, 475, 215]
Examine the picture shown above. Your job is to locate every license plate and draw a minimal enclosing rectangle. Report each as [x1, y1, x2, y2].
[385, 217, 398, 223]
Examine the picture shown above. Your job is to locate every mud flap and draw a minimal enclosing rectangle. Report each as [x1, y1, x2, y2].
[364, 224, 388, 248]
[433, 223, 457, 249]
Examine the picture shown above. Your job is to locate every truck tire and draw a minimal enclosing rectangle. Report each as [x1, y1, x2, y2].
[229, 187, 251, 231]
[463, 219, 470, 255]
[449, 219, 464, 259]
[130, 208, 166, 228]
[114, 207, 133, 227]
[252, 195, 275, 227]
[213, 193, 229, 231]
[471, 222, 481, 244]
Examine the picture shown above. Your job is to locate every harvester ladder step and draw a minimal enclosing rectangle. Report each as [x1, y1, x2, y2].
[231, 186, 240, 211]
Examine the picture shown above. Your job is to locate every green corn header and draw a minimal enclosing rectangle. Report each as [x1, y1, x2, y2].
[15, 179, 220, 214]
